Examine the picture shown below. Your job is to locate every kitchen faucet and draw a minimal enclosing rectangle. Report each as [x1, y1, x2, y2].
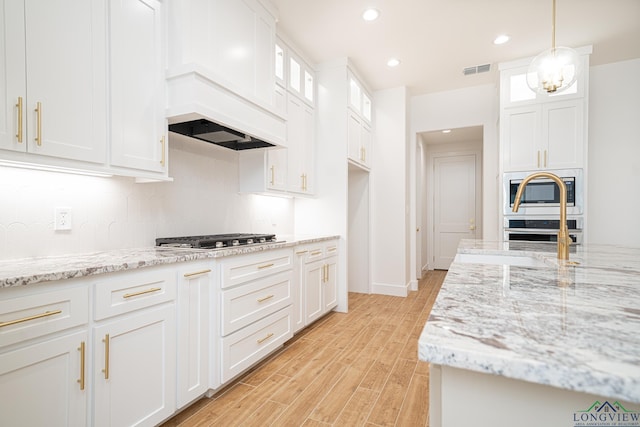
[512, 172, 571, 260]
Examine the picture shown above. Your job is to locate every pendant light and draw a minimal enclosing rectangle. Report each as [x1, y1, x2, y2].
[526, 0, 581, 94]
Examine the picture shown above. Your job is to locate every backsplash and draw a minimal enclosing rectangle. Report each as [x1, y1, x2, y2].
[0, 136, 293, 260]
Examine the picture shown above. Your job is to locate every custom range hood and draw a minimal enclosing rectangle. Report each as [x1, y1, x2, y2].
[169, 119, 274, 150]
[166, 65, 287, 151]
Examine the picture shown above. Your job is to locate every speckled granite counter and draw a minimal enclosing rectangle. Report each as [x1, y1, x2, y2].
[418, 239, 640, 404]
[0, 235, 339, 289]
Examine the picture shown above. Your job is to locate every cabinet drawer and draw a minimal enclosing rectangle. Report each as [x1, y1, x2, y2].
[221, 270, 292, 336]
[305, 240, 339, 263]
[221, 249, 293, 289]
[0, 286, 88, 348]
[94, 267, 176, 320]
[221, 307, 292, 383]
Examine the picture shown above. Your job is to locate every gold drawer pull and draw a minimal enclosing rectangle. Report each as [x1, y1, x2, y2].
[183, 269, 211, 278]
[311, 250, 322, 256]
[0, 309, 62, 328]
[78, 341, 86, 390]
[123, 287, 162, 299]
[258, 263, 274, 270]
[16, 97, 23, 142]
[327, 246, 337, 252]
[257, 294, 274, 303]
[103, 334, 110, 379]
[257, 332, 274, 344]
[35, 101, 42, 146]
[160, 136, 166, 166]
[295, 250, 308, 255]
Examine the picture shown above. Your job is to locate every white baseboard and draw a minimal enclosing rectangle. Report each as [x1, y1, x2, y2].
[371, 281, 410, 297]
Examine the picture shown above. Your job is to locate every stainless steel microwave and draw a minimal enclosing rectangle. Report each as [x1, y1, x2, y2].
[503, 169, 584, 216]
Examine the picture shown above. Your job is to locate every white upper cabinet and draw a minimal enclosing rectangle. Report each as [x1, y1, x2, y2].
[347, 71, 373, 169]
[0, 0, 107, 163]
[499, 49, 590, 172]
[109, 0, 167, 175]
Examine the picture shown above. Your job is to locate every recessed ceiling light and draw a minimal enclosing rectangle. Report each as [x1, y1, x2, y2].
[493, 34, 510, 45]
[387, 58, 400, 67]
[362, 8, 380, 21]
[442, 129, 451, 134]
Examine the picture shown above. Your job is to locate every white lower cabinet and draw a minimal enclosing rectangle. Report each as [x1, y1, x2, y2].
[176, 262, 212, 408]
[303, 240, 339, 325]
[0, 329, 88, 426]
[218, 249, 293, 384]
[0, 282, 89, 426]
[92, 266, 177, 427]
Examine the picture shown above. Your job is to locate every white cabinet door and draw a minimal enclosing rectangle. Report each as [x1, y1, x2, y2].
[348, 110, 370, 168]
[304, 259, 324, 324]
[348, 111, 362, 163]
[176, 263, 212, 408]
[502, 100, 584, 172]
[0, 0, 26, 152]
[109, 0, 166, 174]
[543, 99, 584, 170]
[0, 330, 88, 426]
[12, 0, 107, 163]
[501, 106, 541, 172]
[323, 256, 338, 312]
[94, 305, 176, 427]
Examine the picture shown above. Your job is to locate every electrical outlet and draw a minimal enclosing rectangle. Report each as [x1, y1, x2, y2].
[54, 207, 72, 231]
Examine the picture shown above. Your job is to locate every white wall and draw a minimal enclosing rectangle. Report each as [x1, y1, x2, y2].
[410, 84, 500, 283]
[587, 58, 640, 246]
[0, 134, 294, 259]
[371, 87, 410, 296]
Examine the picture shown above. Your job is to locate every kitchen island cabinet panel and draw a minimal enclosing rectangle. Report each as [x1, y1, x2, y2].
[0, 330, 88, 427]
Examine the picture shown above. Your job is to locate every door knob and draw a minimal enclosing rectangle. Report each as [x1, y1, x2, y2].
[469, 225, 476, 231]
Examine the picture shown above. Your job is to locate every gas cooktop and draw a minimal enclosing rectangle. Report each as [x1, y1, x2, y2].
[155, 233, 277, 249]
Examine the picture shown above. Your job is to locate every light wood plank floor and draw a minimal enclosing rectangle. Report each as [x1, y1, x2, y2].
[161, 270, 446, 427]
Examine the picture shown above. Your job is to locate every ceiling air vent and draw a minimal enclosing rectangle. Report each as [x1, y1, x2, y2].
[463, 63, 491, 76]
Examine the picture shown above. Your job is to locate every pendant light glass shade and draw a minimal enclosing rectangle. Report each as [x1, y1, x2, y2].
[526, 46, 581, 94]
[527, 0, 581, 94]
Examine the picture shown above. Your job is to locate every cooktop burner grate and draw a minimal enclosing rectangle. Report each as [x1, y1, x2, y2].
[155, 233, 277, 249]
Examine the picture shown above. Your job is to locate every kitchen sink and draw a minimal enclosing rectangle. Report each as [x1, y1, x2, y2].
[454, 253, 549, 267]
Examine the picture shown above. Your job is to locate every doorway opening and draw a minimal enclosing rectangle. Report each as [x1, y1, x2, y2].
[417, 126, 483, 273]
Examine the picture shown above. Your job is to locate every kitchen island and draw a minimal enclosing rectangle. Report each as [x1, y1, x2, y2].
[419, 240, 640, 427]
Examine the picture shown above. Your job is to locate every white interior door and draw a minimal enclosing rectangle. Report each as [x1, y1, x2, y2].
[433, 154, 478, 269]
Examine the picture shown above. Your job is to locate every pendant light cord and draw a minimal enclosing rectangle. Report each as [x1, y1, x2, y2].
[551, 0, 556, 51]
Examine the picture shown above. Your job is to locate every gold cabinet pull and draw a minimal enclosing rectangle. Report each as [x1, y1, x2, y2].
[257, 332, 274, 344]
[295, 250, 308, 255]
[0, 309, 62, 328]
[300, 174, 305, 191]
[257, 263, 274, 270]
[257, 294, 274, 303]
[303, 174, 307, 191]
[34, 101, 42, 146]
[183, 269, 211, 278]
[77, 341, 86, 390]
[123, 287, 162, 299]
[544, 149, 548, 168]
[160, 136, 166, 166]
[311, 250, 322, 256]
[102, 334, 110, 380]
[537, 150, 541, 168]
[16, 97, 23, 142]
[270, 165, 275, 185]
[362, 147, 366, 162]
[327, 246, 337, 252]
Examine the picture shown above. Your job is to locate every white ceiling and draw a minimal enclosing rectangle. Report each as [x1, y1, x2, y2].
[271, 0, 640, 95]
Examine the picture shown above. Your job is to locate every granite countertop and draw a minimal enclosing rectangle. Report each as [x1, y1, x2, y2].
[418, 239, 640, 404]
[0, 234, 339, 289]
